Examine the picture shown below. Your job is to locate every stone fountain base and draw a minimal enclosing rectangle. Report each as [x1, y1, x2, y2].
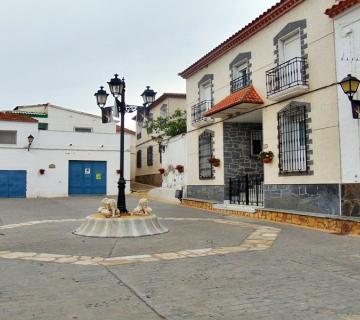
[74, 214, 168, 238]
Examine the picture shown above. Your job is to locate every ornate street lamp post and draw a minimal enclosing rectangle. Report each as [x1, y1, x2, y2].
[339, 74, 360, 119]
[94, 74, 156, 213]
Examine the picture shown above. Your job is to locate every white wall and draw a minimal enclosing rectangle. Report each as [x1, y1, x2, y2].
[334, 6, 360, 183]
[0, 120, 131, 197]
[162, 134, 186, 169]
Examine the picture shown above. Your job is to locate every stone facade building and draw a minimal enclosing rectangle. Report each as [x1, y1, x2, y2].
[180, 0, 360, 217]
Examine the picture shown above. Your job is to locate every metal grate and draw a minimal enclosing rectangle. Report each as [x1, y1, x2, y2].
[230, 73, 250, 93]
[147, 146, 153, 166]
[266, 57, 307, 96]
[229, 174, 264, 206]
[278, 104, 308, 173]
[199, 130, 214, 179]
[191, 100, 213, 124]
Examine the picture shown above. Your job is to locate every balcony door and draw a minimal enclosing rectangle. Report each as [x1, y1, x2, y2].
[199, 81, 211, 102]
[281, 32, 301, 63]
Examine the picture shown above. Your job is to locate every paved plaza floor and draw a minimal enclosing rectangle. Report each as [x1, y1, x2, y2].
[0, 196, 360, 320]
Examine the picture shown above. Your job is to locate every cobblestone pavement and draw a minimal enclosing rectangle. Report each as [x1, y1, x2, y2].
[0, 196, 360, 320]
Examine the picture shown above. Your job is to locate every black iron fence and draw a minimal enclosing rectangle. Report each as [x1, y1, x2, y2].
[229, 174, 264, 206]
[191, 100, 213, 124]
[266, 57, 307, 96]
[230, 74, 250, 93]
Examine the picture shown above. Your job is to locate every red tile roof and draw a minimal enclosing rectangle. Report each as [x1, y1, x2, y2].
[148, 93, 186, 111]
[0, 112, 38, 123]
[204, 86, 263, 117]
[179, 0, 305, 79]
[116, 125, 135, 135]
[325, 0, 359, 18]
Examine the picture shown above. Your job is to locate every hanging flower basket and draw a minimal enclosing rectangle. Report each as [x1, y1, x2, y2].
[175, 165, 184, 173]
[258, 151, 274, 164]
[208, 156, 220, 167]
[39, 169, 45, 175]
[158, 168, 165, 174]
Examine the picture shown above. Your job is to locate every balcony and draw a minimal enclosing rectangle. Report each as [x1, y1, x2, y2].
[230, 74, 250, 93]
[266, 57, 308, 101]
[191, 100, 214, 127]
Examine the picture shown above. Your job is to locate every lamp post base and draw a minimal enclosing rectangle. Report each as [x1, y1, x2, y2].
[117, 177, 128, 213]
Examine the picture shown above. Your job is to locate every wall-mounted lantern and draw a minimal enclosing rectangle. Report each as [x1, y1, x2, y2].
[339, 74, 360, 119]
[27, 134, 34, 151]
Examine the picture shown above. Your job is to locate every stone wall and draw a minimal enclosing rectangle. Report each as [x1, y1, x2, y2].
[223, 123, 263, 200]
[135, 173, 162, 187]
[341, 184, 360, 217]
[186, 185, 224, 202]
[264, 184, 340, 215]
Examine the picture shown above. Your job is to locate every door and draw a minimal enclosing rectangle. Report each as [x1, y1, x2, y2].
[68, 161, 106, 195]
[0, 170, 26, 198]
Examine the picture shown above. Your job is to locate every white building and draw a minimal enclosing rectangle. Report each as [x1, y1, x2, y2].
[326, 0, 360, 216]
[0, 103, 134, 198]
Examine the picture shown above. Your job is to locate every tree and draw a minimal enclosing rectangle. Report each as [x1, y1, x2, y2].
[147, 109, 186, 138]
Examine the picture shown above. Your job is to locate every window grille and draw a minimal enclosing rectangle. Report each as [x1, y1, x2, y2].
[199, 130, 214, 179]
[137, 150, 142, 168]
[0, 130, 17, 144]
[278, 104, 308, 174]
[250, 130, 263, 157]
[147, 146, 153, 166]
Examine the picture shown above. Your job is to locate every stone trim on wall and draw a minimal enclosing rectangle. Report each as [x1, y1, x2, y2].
[341, 183, 360, 217]
[264, 184, 340, 215]
[186, 185, 224, 202]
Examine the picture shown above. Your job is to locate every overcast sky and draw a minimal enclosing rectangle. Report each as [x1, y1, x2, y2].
[0, 0, 278, 129]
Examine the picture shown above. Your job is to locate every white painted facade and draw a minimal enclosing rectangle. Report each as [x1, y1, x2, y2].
[0, 105, 132, 197]
[334, 4, 360, 183]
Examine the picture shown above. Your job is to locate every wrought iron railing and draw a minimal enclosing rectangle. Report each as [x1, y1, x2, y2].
[266, 57, 307, 96]
[231, 74, 250, 93]
[229, 174, 264, 206]
[191, 100, 213, 124]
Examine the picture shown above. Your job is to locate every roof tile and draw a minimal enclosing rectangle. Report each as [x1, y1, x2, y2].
[325, 0, 359, 18]
[0, 112, 38, 123]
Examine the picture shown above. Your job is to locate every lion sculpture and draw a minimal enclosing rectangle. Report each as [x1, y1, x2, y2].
[132, 198, 152, 215]
[97, 198, 120, 217]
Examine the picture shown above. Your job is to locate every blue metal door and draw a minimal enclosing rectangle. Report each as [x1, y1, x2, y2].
[68, 161, 106, 195]
[0, 170, 26, 198]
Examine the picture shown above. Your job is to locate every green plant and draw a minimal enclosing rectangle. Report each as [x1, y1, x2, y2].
[258, 151, 274, 160]
[147, 109, 186, 138]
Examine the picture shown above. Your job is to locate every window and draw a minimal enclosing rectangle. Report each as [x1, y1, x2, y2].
[250, 131, 263, 157]
[160, 105, 168, 118]
[38, 123, 48, 130]
[0, 130, 17, 144]
[74, 127, 92, 133]
[147, 146, 153, 166]
[278, 103, 308, 174]
[137, 150, 142, 168]
[199, 130, 214, 179]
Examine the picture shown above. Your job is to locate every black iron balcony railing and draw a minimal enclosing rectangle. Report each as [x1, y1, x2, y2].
[191, 100, 213, 124]
[231, 74, 250, 93]
[266, 57, 307, 96]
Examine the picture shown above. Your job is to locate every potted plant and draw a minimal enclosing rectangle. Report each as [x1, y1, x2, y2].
[39, 169, 45, 175]
[258, 151, 274, 163]
[158, 168, 165, 174]
[208, 156, 221, 167]
[175, 164, 184, 173]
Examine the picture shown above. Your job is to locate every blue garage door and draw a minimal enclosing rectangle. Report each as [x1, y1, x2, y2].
[68, 161, 106, 195]
[0, 170, 26, 198]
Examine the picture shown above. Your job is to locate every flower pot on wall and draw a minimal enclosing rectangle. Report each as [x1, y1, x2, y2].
[262, 158, 272, 164]
[116, 169, 121, 174]
[159, 168, 165, 174]
[208, 157, 220, 167]
[175, 165, 184, 173]
[39, 169, 45, 175]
